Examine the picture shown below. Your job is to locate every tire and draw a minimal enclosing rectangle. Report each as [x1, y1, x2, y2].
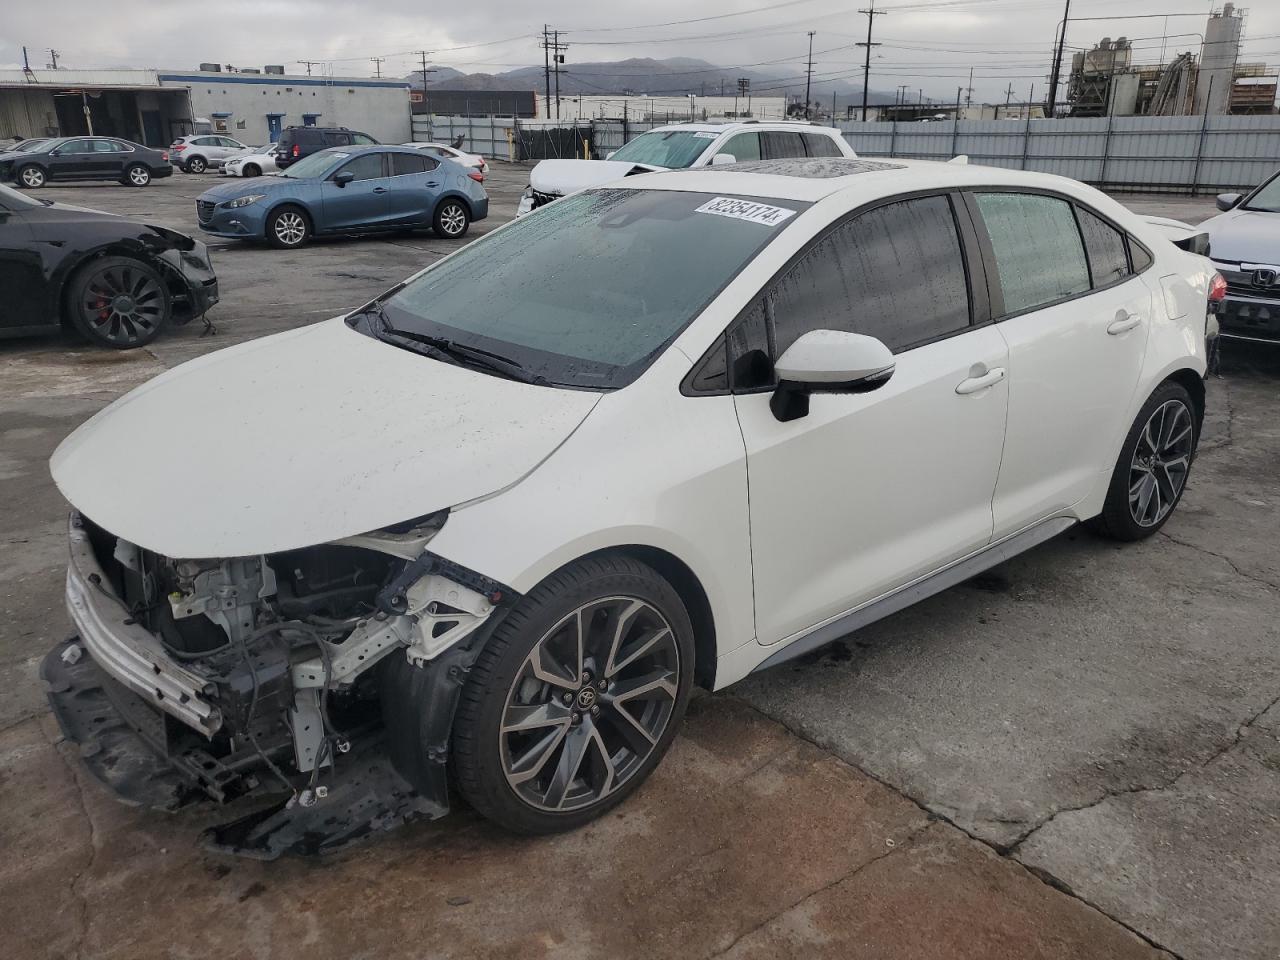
[243, 163, 260, 178]
[451, 555, 695, 834]
[265, 205, 311, 249]
[124, 163, 151, 187]
[1092, 380, 1199, 541]
[433, 199, 470, 239]
[16, 164, 45, 188]
[66, 256, 171, 349]
[185, 156, 207, 174]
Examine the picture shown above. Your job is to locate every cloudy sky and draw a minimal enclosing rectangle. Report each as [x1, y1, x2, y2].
[4, 0, 1279, 103]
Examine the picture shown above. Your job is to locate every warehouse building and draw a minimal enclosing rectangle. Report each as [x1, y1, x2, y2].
[0, 67, 412, 147]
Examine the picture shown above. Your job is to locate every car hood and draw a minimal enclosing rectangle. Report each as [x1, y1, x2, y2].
[1200, 208, 1280, 265]
[529, 159, 664, 196]
[197, 177, 297, 202]
[50, 318, 602, 558]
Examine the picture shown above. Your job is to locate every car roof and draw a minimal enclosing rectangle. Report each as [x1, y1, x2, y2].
[618, 157, 1107, 204]
[644, 120, 844, 135]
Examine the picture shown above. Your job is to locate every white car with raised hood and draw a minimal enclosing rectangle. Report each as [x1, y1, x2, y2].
[45, 158, 1219, 855]
[516, 120, 856, 215]
[221, 145, 280, 178]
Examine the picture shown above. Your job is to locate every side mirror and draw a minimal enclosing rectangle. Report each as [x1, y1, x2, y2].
[333, 171, 355, 187]
[770, 330, 895, 422]
[1216, 193, 1242, 212]
[711, 153, 737, 166]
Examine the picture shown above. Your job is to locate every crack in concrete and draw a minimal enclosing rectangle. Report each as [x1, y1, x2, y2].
[700, 821, 931, 960]
[1158, 530, 1280, 591]
[1008, 687, 1280, 855]
[728, 696, 1187, 960]
[40, 720, 99, 960]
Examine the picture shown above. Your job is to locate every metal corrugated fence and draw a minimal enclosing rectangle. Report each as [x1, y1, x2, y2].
[416, 114, 1280, 193]
[836, 115, 1280, 193]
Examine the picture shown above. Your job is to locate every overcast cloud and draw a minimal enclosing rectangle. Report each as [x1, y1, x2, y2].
[4, 0, 1279, 103]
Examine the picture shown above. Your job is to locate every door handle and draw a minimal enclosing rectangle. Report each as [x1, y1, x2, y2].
[955, 366, 1006, 395]
[1107, 310, 1142, 335]
[426, 181, 440, 187]
[373, 186, 388, 194]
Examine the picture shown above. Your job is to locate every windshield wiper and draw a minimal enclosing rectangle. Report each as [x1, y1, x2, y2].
[358, 302, 548, 385]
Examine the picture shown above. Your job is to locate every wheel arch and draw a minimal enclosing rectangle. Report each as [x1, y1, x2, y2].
[55, 241, 183, 326]
[1165, 366, 1206, 435]
[433, 191, 473, 220]
[263, 199, 315, 235]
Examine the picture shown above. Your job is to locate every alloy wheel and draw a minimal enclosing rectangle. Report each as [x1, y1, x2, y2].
[1129, 398, 1194, 527]
[20, 166, 44, 188]
[499, 596, 681, 812]
[273, 211, 306, 246]
[79, 263, 166, 346]
[439, 203, 467, 236]
[128, 166, 150, 186]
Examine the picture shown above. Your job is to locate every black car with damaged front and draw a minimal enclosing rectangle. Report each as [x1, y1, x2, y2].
[0, 184, 217, 347]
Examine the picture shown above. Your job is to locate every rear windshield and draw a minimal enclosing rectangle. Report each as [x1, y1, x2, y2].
[372, 188, 810, 389]
[609, 131, 717, 169]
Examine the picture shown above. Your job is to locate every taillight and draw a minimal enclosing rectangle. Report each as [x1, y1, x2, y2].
[1209, 272, 1227, 303]
[292, 144, 300, 157]
[172, 143, 186, 151]
[161, 151, 169, 162]
[468, 171, 484, 183]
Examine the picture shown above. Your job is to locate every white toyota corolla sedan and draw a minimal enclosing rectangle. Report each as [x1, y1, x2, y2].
[45, 158, 1219, 853]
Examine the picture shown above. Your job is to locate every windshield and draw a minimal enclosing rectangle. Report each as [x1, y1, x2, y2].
[609, 131, 717, 169]
[12, 138, 50, 154]
[371, 188, 807, 389]
[1244, 172, 1280, 212]
[279, 150, 348, 179]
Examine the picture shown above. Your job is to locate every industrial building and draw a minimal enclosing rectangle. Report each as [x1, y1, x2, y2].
[0, 66, 412, 147]
[1066, 5, 1277, 117]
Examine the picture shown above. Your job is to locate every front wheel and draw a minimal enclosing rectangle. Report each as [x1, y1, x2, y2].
[265, 205, 310, 249]
[185, 156, 207, 174]
[124, 163, 151, 187]
[433, 199, 470, 239]
[451, 555, 695, 834]
[66, 256, 171, 349]
[1092, 381, 1199, 541]
[17, 164, 45, 188]
[242, 163, 260, 178]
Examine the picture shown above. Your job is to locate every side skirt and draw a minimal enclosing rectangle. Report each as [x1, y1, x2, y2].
[752, 517, 1076, 674]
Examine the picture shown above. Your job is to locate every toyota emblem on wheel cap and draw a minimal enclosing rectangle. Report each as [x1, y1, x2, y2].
[1251, 268, 1278, 289]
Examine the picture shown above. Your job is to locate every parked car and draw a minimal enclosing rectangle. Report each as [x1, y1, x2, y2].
[402, 142, 488, 179]
[194, 145, 487, 248]
[0, 182, 217, 347]
[43, 158, 1218, 855]
[6, 136, 52, 154]
[169, 135, 251, 173]
[1200, 170, 1280, 344]
[275, 126, 378, 169]
[222, 145, 280, 178]
[0, 137, 173, 188]
[517, 120, 856, 215]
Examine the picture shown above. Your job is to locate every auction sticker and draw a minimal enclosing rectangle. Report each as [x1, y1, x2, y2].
[694, 197, 797, 226]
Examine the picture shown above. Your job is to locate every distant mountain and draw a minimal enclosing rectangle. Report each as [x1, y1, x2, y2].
[406, 56, 894, 105]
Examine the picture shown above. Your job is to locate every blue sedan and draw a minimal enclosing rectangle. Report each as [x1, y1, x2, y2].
[193, 145, 489, 248]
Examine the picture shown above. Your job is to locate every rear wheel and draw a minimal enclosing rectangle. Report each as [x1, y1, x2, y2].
[124, 163, 151, 187]
[451, 555, 695, 834]
[265, 205, 310, 249]
[433, 199, 470, 239]
[1092, 381, 1199, 541]
[17, 164, 45, 188]
[66, 256, 171, 349]
[185, 156, 207, 174]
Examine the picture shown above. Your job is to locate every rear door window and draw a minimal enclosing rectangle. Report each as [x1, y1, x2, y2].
[762, 132, 807, 160]
[321, 131, 350, 147]
[766, 194, 972, 357]
[1075, 206, 1130, 288]
[802, 133, 843, 157]
[351, 133, 377, 145]
[974, 192, 1091, 315]
[390, 152, 432, 176]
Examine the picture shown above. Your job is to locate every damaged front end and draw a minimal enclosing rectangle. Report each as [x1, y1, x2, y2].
[43, 510, 515, 858]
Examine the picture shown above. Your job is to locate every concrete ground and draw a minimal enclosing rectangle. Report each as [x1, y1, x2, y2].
[1, 166, 1276, 960]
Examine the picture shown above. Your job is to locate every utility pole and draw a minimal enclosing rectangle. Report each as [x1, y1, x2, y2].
[297, 60, 323, 77]
[415, 51, 437, 113]
[1046, 0, 1072, 116]
[965, 66, 974, 107]
[738, 77, 751, 118]
[540, 29, 568, 120]
[804, 31, 816, 120]
[857, 3, 887, 121]
[542, 26, 552, 118]
[47, 48, 59, 70]
[1001, 82, 1014, 119]
[370, 57, 384, 78]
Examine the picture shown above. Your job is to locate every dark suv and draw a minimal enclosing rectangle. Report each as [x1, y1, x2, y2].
[275, 126, 378, 168]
